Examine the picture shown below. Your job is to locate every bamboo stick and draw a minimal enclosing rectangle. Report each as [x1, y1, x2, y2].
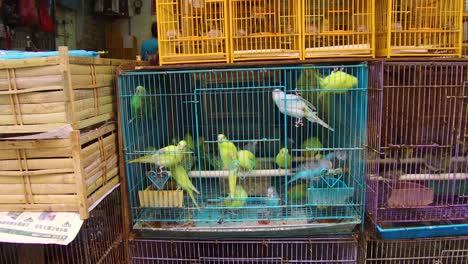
[0, 75, 62, 91]
[0, 139, 71, 150]
[60, 46, 76, 131]
[30, 183, 77, 195]
[33, 195, 78, 205]
[0, 168, 74, 177]
[84, 153, 117, 178]
[0, 112, 67, 125]
[86, 168, 119, 195]
[0, 203, 78, 211]
[0, 102, 66, 115]
[70, 129, 88, 219]
[0, 158, 73, 171]
[73, 96, 113, 112]
[82, 151, 117, 175]
[79, 123, 116, 145]
[85, 159, 118, 185]
[0, 91, 65, 104]
[0, 57, 59, 69]
[30, 173, 76, 184]
[73, 86, 112, 100]
[86, 176, 119, 209]
[0, 123, 69, 134]
[81, 135, 116, 161]
[0, 147, 72, 159]
[0, 195, 27, 203]
[77, 113, 114, 130]
[76, 104, 114, 121]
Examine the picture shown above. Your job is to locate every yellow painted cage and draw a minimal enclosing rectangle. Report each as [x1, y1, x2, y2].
[302, 0, 375, 58]
[156, 0, 229, 64]
[229, 0, 302, 62]
[376, 0, 464, 57]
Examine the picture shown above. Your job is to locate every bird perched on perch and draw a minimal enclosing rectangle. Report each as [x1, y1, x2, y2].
[272, 89, 334, 131]
[129, 140, 187, 172]
[218, 134, 239, 198]
[276, 148, 292, 169]
[170, 165, 200, 210]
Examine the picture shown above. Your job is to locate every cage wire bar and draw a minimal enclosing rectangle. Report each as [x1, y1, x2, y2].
[303, 0, 375, 58]
[463, 3, 468, 57]
[0, 187, 124, 264]
[229, 0, 302, 61]
[156, 0, 229, 64]
[376, 0, 464, 57]
[367, 61, 468, 238]
[362, 234, 468, 264]
[119, 65, 367, 237]
[130, 236, 359, 263]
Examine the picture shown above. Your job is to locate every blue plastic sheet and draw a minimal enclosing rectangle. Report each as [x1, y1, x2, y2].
[0, 50, 99, 60]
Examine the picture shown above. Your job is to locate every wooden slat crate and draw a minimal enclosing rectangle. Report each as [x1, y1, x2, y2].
[0, 47, 124, 134]
[0, 123, 119, 219]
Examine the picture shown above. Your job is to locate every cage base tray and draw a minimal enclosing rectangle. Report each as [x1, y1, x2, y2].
[133, 219, 360, 239]
[376, 223, 468, 240]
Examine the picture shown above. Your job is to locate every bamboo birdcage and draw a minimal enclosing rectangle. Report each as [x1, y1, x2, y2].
[376, 0, 464, 57]
[0, 47, 124, 134]
[303, 0, 375, 58]
[156, 0, 229, 65]
[0, 123, 119, 219]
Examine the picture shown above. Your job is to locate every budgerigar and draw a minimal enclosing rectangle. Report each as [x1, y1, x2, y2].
[238, 150, 256, 175]
[129, 140, 187, 169]
[265, 186, 282, 218]
[272, 89, 334, 131]
[275, 148, 292, 169]
[170, 165, 200, 209]
[318, 70, 358, 99]
[218, 134, 239, 197]
[184, 133, 195, 151]
[221, 184, 248, 208]
[301, 137, 323, 158]
[288, 167, 328, 184]
[288, 183, 307, 202]
[130, 86, 147, 122]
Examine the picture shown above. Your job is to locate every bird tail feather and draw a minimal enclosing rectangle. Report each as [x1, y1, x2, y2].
[187, 190, 200, 210]
[306, 112, 334, 132]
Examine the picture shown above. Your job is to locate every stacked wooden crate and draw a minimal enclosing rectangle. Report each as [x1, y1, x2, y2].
[0, 47, 123, 219]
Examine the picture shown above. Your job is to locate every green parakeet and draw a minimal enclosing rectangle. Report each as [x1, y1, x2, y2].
[276, 148, 292, 169]
[218, 134, 239, 197]
[130, 86, 147, 121]
[220, 184, 248, 208]
[170, 165, 200, 209]
[184, 133, 195, 151]
[238, 150, 256, 172]
[129, 140, 187, 168]
[302, 137, 322, 158]
[288, 183, 307, 202]
[218, 134, 239, 170]
[318, 70, 358, 99]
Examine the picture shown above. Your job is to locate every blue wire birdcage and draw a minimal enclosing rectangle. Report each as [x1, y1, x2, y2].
[118, 64, 368, 237]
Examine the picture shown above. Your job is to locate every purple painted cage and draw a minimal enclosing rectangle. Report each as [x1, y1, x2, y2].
[362, 235, 468, 264]
[129, 236, 358, 263]
[367, 61, 468, 229]
[0, 187, 124, 264]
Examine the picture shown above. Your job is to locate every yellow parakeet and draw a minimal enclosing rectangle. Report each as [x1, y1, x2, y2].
[220, 184, 248, 208]
[129, 140, 187, 168]
[301, 137, 322, 158]
[318, 70, 358, 99]
[275, 148, 292, 169]
[218, 134, 239, 197]
[238, 150, 256, 172]
[170, 165, 200, 209]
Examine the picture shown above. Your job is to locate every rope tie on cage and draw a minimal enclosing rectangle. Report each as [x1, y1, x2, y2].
[91, 65, 99, 117]
[16, 149, 33, 204]
[7, 69, 23, 126]
[97, 130, 108, 184]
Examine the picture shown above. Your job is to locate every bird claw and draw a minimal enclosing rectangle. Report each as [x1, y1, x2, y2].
[295, 119, 304, 127]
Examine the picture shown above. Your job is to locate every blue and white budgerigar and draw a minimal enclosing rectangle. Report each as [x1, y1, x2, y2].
[288, 167, 329, 184]
[271, 89, 334, 131]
